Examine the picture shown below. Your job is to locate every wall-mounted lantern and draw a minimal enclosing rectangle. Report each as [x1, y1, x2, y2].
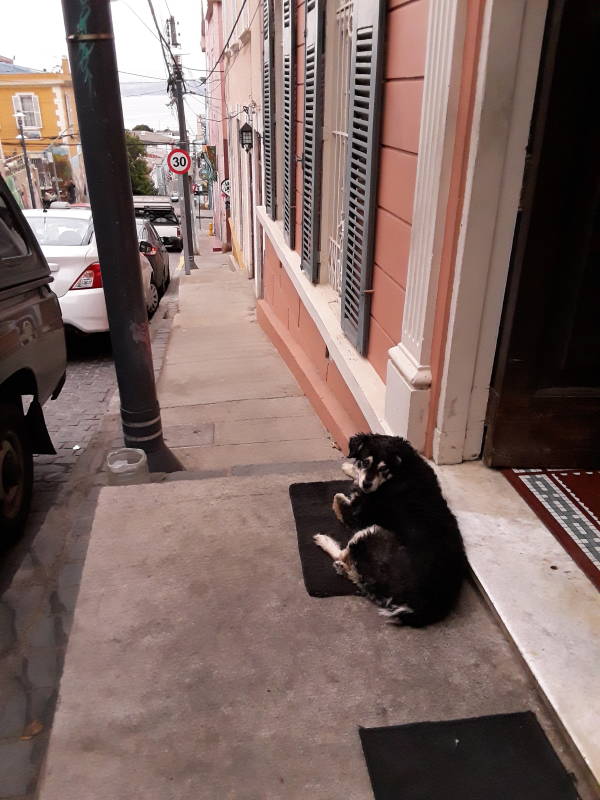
[239, 122, 253, 152]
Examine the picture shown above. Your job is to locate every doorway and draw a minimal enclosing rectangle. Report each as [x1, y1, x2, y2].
[484, 0, 600, 468]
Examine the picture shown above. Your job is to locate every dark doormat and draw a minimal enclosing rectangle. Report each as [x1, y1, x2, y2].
[503, 469, 600, 591]
[289, 480, 357, 597]
[359, 712, 579, 800]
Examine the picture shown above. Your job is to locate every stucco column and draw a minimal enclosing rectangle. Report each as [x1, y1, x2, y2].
[384, 0, 466, 450]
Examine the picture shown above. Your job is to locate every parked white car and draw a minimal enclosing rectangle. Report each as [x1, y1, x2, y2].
[23, 209, 156, 333]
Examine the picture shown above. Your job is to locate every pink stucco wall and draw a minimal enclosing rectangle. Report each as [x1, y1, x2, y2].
[258, 239, 370, 450]
[258, 0, 431, 445]
[367, 0, 429, 380]
[203, 1, 229, 245]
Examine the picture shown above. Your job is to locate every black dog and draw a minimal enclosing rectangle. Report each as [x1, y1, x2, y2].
[314, 433, 467, 627]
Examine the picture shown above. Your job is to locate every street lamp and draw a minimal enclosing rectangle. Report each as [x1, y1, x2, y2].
[13, 111, 36, 208]
[239, 123, 253, 153]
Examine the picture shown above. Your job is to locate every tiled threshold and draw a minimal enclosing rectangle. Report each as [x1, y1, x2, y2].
[437, 461, 600, 791]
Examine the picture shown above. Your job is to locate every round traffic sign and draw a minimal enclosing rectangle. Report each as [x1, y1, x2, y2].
[167, 148, 191, 175]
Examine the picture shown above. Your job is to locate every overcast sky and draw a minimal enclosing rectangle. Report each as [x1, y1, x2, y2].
[1, 0, 206, 132]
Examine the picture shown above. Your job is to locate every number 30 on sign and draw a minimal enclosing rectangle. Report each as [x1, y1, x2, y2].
[167, 149, 191, 175]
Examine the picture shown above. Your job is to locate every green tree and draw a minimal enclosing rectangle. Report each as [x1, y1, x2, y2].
[132, 124, 153, 132]
[125, 131, 157, 195]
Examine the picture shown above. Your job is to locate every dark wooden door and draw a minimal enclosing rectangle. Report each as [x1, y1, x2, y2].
[484, 0, 600, 468]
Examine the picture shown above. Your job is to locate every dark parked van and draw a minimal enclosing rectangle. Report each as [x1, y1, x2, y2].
[0, 176, 66, 544]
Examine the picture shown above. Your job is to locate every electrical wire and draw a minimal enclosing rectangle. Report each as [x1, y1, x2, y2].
[184, 65, 224, 73]
[200, 0, 261, 100]
[119, 70, 167, 81]
[183, 92, 244, 125]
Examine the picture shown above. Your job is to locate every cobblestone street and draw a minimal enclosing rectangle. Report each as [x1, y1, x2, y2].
[0, 258, 179, 799]
[30, 335, 116, 525]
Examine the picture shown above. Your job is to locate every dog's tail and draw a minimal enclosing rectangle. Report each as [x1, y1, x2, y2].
[378, 602, 450, 628]
[377, 604, 419, 625]
[358, 587, 439, 628]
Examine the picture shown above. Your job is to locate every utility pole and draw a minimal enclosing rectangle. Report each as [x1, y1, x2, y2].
[15, 113, 36, 208]
[168, 15, 179, 47]
[172, 56, 197, 274]
[61, 0, 181, 473]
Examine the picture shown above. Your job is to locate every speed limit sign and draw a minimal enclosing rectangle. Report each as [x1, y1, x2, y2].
[167, 148, 191, 175]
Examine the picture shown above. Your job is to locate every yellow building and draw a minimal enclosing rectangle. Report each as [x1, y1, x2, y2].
[0, 55, 86, 207]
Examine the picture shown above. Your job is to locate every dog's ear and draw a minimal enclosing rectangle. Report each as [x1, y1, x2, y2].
[348, 433, 368, 459]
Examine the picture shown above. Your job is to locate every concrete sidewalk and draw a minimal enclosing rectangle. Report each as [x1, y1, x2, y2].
[38, 246, 588, 798]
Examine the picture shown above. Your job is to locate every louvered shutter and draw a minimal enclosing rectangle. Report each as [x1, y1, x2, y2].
[300, 0, 325, 281]
[262, 0, 276, 219]
[282, 0, 296, 248]
[340, 0, 386, 353]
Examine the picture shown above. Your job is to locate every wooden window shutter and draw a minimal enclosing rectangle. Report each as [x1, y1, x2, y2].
[300, 0, 325, 281]
[262, 0, 276, 219]
[282, 0, 296, 248]
[340, 0, 386, 354]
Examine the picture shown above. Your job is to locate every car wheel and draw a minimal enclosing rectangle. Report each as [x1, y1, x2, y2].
[175, 242, 183, 253]
[147, 280, 160, 318]
[0, 403, 33, 549]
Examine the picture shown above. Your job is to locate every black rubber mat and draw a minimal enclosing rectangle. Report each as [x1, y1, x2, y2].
[359, 712, 579, 800]
[288, 480, 357, 597]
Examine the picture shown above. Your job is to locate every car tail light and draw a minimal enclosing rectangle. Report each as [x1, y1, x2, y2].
[70, 262, 103, 290]
[177, 227, 181, 237]
[147, 245, 158, 255]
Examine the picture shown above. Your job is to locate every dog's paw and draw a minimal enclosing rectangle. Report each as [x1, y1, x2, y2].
[332, 493, 349, 522]
[333, 560, 346, 575]
[341, 461, 357, 479]
[313, 533, 329, 549]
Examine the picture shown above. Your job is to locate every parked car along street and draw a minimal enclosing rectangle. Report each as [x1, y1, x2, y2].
[136, 218, 171, 307]
[0, 176, 66, 544]
[23, 208, 157, 332]
[133, 196, 183, 252]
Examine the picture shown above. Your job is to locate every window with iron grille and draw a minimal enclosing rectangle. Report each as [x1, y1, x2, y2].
[12, 94, 42, 129]
[282, 0, 296, 248]
[262, 0, 277, 219]
[322, 0, 353, 294]
[300, 0, 326, 282]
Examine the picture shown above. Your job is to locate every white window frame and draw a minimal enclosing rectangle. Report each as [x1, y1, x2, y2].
[320, 0, 353, 294]
[12, 93, 42, 130]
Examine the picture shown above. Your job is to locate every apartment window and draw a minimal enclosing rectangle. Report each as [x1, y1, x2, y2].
[12, 93, 42, 129]
[321, 0, 353, 294]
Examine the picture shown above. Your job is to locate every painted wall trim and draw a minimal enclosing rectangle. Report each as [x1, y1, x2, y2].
[257, 205, 390, 435]
[433, 0, 549, 464]
[384, 0, 467, 451]
[52, 86, 67, 135]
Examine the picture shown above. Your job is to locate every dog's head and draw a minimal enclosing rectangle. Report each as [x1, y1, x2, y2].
[346, 433, 416, 493]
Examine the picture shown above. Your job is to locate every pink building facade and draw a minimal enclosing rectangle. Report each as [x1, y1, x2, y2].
[249, 0, 599, 784]
[199, 0, 599, 782]
[201, 0, 230, 247]
[255, 0, 599, 471]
